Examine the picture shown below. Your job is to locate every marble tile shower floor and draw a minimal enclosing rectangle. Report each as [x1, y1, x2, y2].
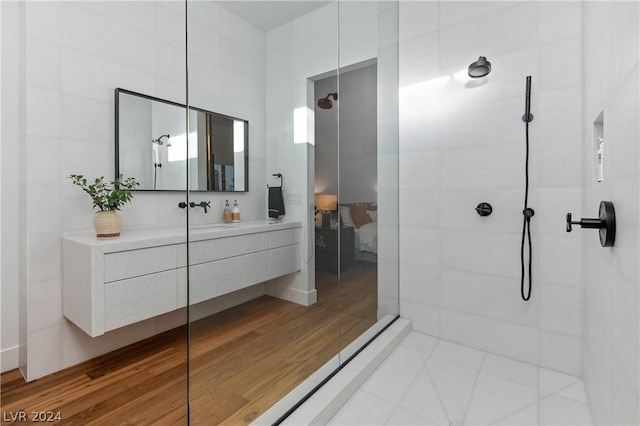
[329, 331, 592, 425]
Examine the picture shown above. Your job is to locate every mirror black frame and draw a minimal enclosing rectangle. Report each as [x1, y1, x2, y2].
[115, 88, 249, 192]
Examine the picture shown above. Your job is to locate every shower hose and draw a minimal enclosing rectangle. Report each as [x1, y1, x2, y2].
[521, 120, 533, 301]
[521, 76, 534, 302]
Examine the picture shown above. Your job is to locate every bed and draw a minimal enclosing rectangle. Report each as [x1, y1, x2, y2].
[340, 203, 378, 263]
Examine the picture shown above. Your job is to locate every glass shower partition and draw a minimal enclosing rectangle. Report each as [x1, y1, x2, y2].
[336, 0, 400, 360]
[185, 1, 398, 424]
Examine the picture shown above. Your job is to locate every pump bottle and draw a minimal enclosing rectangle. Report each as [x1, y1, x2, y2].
[223, 200, 232, 223]
[232, 200, 240, 223]
[596, 138, 604, 182]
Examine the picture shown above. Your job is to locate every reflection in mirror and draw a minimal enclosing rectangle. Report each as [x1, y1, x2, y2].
[115, 89, 248, 192]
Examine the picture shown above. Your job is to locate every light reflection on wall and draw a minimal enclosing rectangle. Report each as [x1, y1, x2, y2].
[233, 120, 245, 153]
[399, 68, 469, 121]
[294, 106, 309, 144]
[167, 132, 198, 162]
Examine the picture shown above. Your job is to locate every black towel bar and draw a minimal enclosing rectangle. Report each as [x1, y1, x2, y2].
[269, 173, 283, 188]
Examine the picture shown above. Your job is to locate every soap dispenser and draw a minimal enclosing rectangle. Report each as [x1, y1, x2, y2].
[232, 200, 240, 223]
[596, 138, 605, 182]
[223, 200, 232, 223]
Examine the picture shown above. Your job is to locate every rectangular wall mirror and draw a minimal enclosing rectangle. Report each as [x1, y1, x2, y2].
[115, 88, 248, 192]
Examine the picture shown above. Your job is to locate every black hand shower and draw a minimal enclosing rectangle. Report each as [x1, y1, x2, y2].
[523, 77, 533, 123]
[521, 76, 534, 301]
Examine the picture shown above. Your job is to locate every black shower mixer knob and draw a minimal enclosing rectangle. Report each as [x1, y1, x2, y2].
[475, 202, 493, 217]
[566, 201, 615, 247]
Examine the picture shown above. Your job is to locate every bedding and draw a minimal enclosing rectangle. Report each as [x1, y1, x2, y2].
[355, 221, 378, 254]
[339, 206, 355, 227]
[340, 202, 378, 258]
[349, 204, 372, 229]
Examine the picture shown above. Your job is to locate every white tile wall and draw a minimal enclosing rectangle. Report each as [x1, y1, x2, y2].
[539, 283, 582, 336]
[539, 331, 581, 377]
[1, 2, 21, 369]
[399, 1, 585, 376]
[440, 309, 540, 367]
[441, 269, 539, 328]
[582, 2, 640, 424]
[400, 300, 440, 337]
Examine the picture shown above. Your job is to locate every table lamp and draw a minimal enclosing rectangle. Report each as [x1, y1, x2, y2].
[315, 194, 338, 228]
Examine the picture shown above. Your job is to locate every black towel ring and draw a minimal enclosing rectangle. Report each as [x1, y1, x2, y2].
[268, 173, 283, 188]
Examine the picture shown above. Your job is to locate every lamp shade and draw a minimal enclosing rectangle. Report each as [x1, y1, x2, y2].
[315, 194, 338, 211]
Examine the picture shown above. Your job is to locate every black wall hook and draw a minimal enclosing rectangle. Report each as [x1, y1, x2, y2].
[566, 201, 615, 247]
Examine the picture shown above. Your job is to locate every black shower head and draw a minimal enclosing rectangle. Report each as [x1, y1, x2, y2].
[468, 56, 491, 78]
[317, 92, 338, 110]
[152, 134, 171, 147]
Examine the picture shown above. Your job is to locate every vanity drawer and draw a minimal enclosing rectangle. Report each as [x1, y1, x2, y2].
[189, 251, 270, 304]
[177, 267, 187, 309]
[104, 269, 178, 331]
[104, 245, 177, 282]
[270, 244, 301, 278]
[178, 233, 270, 267]
[269, 228, 301, 248]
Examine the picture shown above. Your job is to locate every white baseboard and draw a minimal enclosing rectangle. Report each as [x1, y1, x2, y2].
[265, 285, 317, 306]
[1, 345, 19, 373]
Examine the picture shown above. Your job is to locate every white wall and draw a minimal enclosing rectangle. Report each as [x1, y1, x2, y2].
[264, 3, 339, 306]
[0, 1, 5, 372]
[582, 2, 640, 424]
[0, 0, 3, 373]
[11, 0, 266, 380]
[399, 1, 584, 375]
[1, 1, 21, 373]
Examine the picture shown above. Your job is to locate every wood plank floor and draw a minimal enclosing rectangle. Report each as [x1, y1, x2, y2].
[1, 261, 377, 425]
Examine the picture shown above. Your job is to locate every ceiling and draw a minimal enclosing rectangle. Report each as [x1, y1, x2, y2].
[216, 1, 332, 32]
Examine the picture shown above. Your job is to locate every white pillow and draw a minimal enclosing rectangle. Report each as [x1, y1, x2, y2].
[367, 210, 378, 222]
[340, 206, 355, 227]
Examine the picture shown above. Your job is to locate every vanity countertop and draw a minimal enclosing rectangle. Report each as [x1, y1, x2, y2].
[63, 220, 302, 253]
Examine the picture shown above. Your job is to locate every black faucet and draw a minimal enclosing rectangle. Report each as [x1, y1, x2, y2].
[189, 201, 211, 213]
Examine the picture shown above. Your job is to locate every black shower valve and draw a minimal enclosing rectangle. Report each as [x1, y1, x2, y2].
[565, 213, 602, 232]
[475, 202, 493, 217]
[566, 201, 616, 247]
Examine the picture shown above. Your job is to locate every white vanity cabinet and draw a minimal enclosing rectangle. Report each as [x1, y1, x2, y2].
[62, 221, 301, 337]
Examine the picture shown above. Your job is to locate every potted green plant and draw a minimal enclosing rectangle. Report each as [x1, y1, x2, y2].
[69, 175, 139, 238]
